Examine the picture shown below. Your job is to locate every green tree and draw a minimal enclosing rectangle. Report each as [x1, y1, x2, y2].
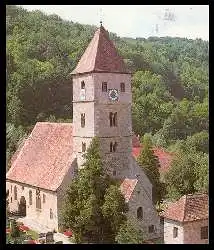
[62, 137, 126, 243]
[137, 134, 165, 205]
[115, 220, 144, 244]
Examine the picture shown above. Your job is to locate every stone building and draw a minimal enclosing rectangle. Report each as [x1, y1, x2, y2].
[6, 24, 161, 239]
[161, 193, 208, 244]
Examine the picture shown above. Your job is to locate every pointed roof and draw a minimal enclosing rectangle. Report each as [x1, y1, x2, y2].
[72, 25, 130, 75]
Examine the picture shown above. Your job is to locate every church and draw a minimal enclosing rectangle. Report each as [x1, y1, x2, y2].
[6, 24, 161, 240]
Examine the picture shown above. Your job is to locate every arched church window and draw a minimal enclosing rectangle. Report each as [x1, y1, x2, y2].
[14, 186, 17, 200]
[113, 112, 117, 127]
[50, 209, 53, 219]
[102, 82, 107, 92]
[36, 189, 41, 210]
[113, 142, 117, 152]
[29, 190, 32, 205]
[81, 113, 85, 128]
[82, 142, 86, 152]
[137, 207, 143, 220]
[81, 81, 85, 89]
[120, 82, 125, 92]
[109, 112, 113, 127]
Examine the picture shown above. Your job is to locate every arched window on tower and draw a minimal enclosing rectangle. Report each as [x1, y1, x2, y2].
[82, 142, 86, 152]
[109, 112, 113, 127]
[29, 190, 32, 205]
[110, 142, 113, 152]
[137, 207, 143, 220]
[81, 113, 85, 128]
[113, 112, 117, 127]
[14, 186, 17, 200]
[113, 142, 117, 152]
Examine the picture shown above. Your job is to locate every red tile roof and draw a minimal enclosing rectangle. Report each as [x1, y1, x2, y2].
[72, 25, 129, 75]
[6, 122, 74, 191]
[132, 137, 174, 173]
[161, 193, 208, 222]
[120, 178, 138, 202]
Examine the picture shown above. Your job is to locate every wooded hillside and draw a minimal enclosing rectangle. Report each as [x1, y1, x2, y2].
[6, 5, 209, 179]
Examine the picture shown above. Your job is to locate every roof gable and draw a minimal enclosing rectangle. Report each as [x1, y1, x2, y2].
[72, 25, 129, 75]
[6, 122, 75, 191]
[120, 178, 138, 202]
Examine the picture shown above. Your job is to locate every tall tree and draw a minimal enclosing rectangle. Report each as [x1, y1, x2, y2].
[62, 137, 126, 243]
[137, 134, 165, 205]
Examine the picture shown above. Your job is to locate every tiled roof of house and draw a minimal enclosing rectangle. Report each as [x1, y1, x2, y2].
[132, 135, 174, 173]
[161, 193, 208, 222]
[6, 122, 74, 191]
[120, 178, 138, 202]
[72, 25, 129, 75]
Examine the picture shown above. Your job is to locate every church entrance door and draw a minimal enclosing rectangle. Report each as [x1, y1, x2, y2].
[19, 196, 26, 217]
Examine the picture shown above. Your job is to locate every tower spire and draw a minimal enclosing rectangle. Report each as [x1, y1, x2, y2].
[99, 8, 103, 27]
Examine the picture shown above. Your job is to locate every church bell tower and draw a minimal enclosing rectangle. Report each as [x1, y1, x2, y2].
[71, 24, 132, 178]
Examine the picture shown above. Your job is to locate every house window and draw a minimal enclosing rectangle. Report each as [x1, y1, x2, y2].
[43, 194, 46, 203]
[14, 186, 17, 200]
[120, 82, 125, 92]
[201, 226, 208, 240]
[137, 207, 143, 220]
[81, 81, 85, 89]
[82, 142, 86, 152]
[11, 197, 12, 203]
[36, 189, 41, 210]
[149, 225, 155, 233]
[22, 186, 24, 190]
[109, 112, 117, 127]
[81, 113, 85, 128]
[50, 209, 53, 219]
[102, 82, 107, 92]
[29, 190, 32, 205]
[113, 170, 116, 176]
[173, 227, 178, 238]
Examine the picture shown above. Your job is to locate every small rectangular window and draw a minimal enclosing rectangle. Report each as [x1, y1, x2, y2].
[82, 142, 86, 152]
[201, 226, 208, 239]
[113, 170, 116, 176]
[11, 197, 12, 203]
[81, 113, 85, 128]
[102, 82, 107, 92]
[120, 82, 125, 92]
[22, 186, 24, 190]
[173, 227, 178, 238]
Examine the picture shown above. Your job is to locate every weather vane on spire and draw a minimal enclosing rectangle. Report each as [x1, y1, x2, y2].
[99, 8, 103, 26]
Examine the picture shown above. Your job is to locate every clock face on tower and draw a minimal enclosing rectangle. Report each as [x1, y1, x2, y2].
[108, 89, 119, 101]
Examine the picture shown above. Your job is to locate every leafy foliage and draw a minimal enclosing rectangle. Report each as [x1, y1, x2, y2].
[115, 220, 144, 244]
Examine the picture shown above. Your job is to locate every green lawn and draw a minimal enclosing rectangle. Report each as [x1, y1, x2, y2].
[26, 229, 39, 240]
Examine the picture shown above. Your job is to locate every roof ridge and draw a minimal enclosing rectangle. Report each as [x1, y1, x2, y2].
[183, 195, 187, 221]
[93, 27, 103, 71]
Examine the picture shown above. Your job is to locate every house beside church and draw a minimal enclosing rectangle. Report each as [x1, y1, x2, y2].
[6, 24, 161, 240]
[161, 193, 208, 244]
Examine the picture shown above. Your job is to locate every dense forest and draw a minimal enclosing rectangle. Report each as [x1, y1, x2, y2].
[6, 5, 208, 196]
